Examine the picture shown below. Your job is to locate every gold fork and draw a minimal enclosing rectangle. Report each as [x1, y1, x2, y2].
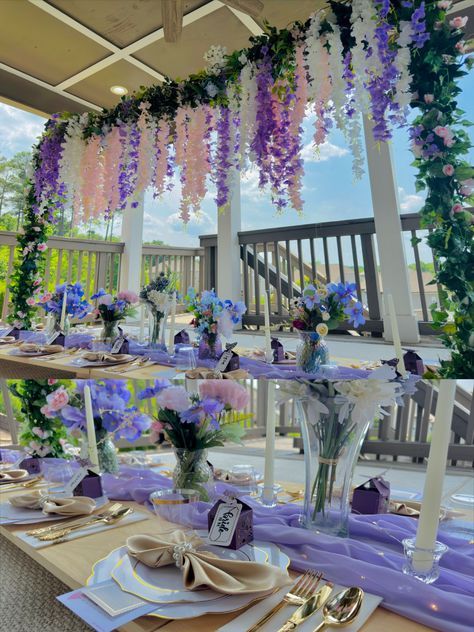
[246, 570, 323, 632]
[38, 506, 133, 542]
[26, 502, 123, 536]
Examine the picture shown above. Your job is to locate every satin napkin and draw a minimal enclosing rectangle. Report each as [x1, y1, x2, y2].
[82, 352, 131, 363]
[126, 531, 289, 595]
[185, 368, 250, 380]
[9, 490, 96, 515]
[18, 343, 63, 354]
[0, 469, 29, 481]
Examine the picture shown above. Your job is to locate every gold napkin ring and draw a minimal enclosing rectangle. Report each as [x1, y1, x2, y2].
[172, 541, 195, 568]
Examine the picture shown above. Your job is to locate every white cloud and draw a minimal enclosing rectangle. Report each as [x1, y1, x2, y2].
[0, 103, 45, 156]
[301, 141, 349, 162]
[398, 187, 424, 212]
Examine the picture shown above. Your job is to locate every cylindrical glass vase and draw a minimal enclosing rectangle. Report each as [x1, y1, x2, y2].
[173, 448, 213, 501]
[96, 429, 119, 474]
[297, 389, 370, 537]
[147, 304, 167, 350]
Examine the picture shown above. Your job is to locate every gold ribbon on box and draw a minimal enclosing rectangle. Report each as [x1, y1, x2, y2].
[126, 530, 289, 595]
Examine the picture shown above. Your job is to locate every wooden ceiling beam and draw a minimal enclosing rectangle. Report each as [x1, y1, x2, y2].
[163, 0, 183, 43]
[219, 0, 264, 19]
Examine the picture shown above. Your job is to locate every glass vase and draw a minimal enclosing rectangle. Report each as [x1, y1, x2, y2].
[198, 332, 222, 360]
[100, 321, 120, 347]
[173, 448, 213, 501]
[96, 429, 119, 474]
[296, 387, 370, 537]
[296, 331, 329, 373]
[147, 304, 167, 350]
[48, 313, 70, 336]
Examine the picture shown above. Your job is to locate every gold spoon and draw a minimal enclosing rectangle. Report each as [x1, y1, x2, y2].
[312, 587, 364, 631]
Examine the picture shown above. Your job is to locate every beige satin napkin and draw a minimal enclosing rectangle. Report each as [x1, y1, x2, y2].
[126, 531, 289, 595]
[82, 352, 131, 363]
[0, 336, 15, 344]
[19, 343, 63, 354]
[0, 469, 29, 481]
[9, 490, 96, 515]
[185, 368, 250, 380]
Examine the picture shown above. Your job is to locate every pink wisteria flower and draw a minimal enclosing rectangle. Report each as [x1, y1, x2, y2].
[449, 16, 468, 29]
[199, 380, 250, 411]
[156, 386, 191, 412]
[37, 243, 48, 252]
[443, 164, 454, 176]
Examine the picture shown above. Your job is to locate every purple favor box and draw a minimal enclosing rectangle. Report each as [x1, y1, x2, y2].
[174, 330, 190, 345]
[271, 337, 285, 362]
[222, 351, 240, 373]
[208, 498, 254, 550]
[403, 349, 425, 376]
[73, 470, 103, 499]
[352, 477, 390, 515]
[20, 457, 42, 475]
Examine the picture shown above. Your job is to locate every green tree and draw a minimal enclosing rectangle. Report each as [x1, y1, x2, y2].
[0, 152, 31, 227]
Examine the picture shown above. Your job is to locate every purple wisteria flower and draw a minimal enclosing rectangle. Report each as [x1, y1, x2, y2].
[411, 2, 430, 48]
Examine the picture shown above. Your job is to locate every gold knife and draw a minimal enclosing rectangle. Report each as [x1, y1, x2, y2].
[276, 583, 334, 632]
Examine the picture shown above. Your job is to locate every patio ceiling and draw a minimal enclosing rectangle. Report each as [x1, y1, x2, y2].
[1, 0, 472, 119]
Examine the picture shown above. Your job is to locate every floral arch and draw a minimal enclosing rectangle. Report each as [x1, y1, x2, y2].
[8, 0, 473, 376]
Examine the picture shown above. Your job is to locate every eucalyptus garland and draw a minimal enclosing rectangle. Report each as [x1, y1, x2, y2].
[7, 0, 473, 375]
[9, 379, 68, 457]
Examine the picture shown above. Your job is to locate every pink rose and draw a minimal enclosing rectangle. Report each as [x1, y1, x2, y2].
[455, 40, 467, 54]
[437, 0, 451, 8]
[444, 136, 455, 147]
[37, 243, 47, 252]
[117, 290, 138, 303]
[45, 386, 69, 411]
[434, 126, 450, 138]
[97, 293, 113, 306]
[26, 297, 36, 306]
[150, 420, 165, 443]
[424, 94, 434, 104]
[156, 386, 191, 412]
[449, 16, 468, 29]
[33, 280, 41, 287]
[442, 164, 454, 176]
[41, 292, 52, 303]
[40, 405, 55, 418]
[199, 381, 250, 411]
[48, 379, 58, 385]
[452, 203, 463, 213]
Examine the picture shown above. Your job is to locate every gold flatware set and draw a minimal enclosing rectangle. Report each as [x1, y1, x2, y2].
[247, 570, 363, 632]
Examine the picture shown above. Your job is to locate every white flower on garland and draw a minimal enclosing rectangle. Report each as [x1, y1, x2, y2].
[239, 62, 258, 167]
[204, 45, 228, 76]
[393, 21, 414, 117]
[58, 114, 87, 216]
[305, 11, 324, 103]
[334, 375, 401, 425]
[350, 0, 378, 114]
[326, 18, 348, 136]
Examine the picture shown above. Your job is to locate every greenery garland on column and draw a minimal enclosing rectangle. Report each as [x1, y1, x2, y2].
[9, 379, 67, 457]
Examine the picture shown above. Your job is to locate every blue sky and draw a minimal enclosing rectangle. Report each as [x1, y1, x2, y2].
[0, 73, 472, 253]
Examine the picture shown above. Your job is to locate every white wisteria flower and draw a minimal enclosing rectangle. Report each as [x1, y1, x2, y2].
[204, 45, 228, 75]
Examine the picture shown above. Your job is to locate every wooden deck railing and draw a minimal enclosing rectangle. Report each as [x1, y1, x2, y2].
[200, 213, 440, 336]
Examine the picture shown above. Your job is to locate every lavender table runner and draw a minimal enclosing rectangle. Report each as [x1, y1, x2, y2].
[101, 466, 474, 632]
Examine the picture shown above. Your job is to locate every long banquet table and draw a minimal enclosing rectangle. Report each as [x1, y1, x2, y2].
[0, 484, 432, 632]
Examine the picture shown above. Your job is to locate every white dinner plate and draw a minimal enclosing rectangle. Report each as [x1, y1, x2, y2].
[87, 534, 290, 618]
[0, 495, 108, 524]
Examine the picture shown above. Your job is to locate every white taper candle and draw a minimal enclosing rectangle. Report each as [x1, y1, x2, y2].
[59, 286, 68, 331]
[139, 304, 145, 343]
[83, 384, 99, 470]
[263, 380, 276, 502]
[168, 292, 177, 351]
[413, 379, 456, 570]
[386, 293, 407, 378]
[263, 289, 273, 363]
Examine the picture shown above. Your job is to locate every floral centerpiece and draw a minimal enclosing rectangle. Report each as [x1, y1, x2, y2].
[140, 272, 178, 348]
[290, 282, 365, 372]
[184, 288, 246, 359]
[289, 368, 416, 536]
[139, 379, 250, 499]
[91, 289, 138, 346]
[41, 379, 152, 473]
[8, 379, 68, 459]
[36, 282, 90, 335]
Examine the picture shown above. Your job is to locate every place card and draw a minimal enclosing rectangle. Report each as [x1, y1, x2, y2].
[63, 458, 103, 499]
[215, 342, 239, 373]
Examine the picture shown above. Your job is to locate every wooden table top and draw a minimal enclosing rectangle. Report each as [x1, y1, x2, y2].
[0, 488, 431, 632]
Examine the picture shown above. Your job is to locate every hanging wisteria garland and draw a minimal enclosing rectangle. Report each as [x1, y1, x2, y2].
[7, 0, 473, 376]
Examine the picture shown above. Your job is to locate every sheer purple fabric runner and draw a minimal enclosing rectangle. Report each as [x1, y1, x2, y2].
[102, 466, 474, 632]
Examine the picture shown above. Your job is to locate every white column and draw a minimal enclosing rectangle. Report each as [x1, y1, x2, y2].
[363, 116, 420, 344]
[119, 193, 145, 294]
[217, 170, 242, 304]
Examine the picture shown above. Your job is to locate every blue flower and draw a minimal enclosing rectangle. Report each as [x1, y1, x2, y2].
[137, 379, 172, 400]
[302, 285, 321, 310]
[344, 302, 366, 327]
[328, 282, 357, 305]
